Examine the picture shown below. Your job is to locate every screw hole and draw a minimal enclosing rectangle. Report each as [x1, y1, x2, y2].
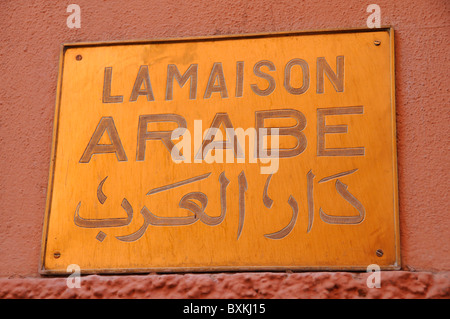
[76, 54, 82, 61]
[53, 251, 61, 259]
[374, 40, 381, 46]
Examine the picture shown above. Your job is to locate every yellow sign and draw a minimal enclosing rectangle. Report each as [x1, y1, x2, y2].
[41, 28, 400, 274]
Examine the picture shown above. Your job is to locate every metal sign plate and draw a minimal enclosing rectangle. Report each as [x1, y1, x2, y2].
[41, 28, 400, 274]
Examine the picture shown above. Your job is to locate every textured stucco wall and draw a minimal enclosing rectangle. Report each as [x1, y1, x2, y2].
[1, 272, 449, 299]
[0, 0, 449, 298]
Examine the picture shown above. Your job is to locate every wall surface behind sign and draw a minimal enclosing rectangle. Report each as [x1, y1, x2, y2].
[0, 0, 448, 298]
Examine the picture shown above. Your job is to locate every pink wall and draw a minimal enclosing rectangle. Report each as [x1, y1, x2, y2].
[0, 0, 449, 298]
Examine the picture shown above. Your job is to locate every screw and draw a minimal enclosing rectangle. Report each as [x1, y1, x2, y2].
[76, 54, 82, 61]
[53, 251, 61, 259]
[376, 249, 384, 257]
[374, 40, 381, 46]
